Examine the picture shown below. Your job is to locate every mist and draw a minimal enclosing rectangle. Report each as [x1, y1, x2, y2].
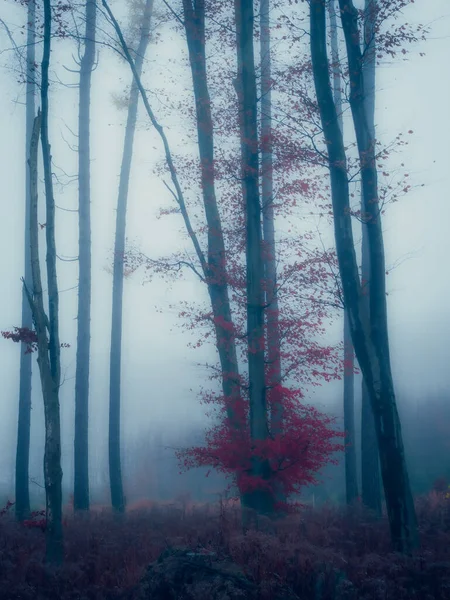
[0, 0, 449, 518]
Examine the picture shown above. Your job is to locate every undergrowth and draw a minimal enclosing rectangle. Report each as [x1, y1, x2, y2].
[0, 491, 449, 599]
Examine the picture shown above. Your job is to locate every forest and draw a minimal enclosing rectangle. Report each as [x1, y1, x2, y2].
[0, 0, 449, 598]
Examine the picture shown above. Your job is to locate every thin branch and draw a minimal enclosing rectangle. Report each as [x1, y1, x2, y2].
[101, 0, 208, 278]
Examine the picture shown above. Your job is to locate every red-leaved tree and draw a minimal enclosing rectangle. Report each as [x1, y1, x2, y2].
[115, 0, 344, 511]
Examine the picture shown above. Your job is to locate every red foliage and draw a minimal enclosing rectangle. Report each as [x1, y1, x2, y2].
[1, 326, 38, 354]
[23, 509, 47, 532]
[0, 499, 15, 517]
[116, 0, 425, 509]
[0, 499, 449, 599]
[1, 325, 70, 353]
[177, 384, 344, 501]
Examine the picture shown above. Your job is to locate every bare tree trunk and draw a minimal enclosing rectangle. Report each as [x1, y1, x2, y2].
[328, 0, 358, 506]
[74, 0, 96, 513]
[182, 0, 243, 450]
[27, 114, 63, 565]
[360, 0, 382, 516]
[103, 0, 274, 516]
[16, 0, 35, 523]
[39, 0, 64, 564]
[235, 0, 274, 517]
[103, 0, 246, 505]
[109, 0, 154, 513]
[260, 0, 281, 436]
[260, 0, 286, 509]
[310, 0, 418, 553]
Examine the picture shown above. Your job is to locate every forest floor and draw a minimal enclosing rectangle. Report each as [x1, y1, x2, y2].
[0, 491, 449, 599]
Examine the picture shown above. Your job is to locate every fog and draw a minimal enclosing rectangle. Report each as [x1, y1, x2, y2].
[0, 0, 449, 508]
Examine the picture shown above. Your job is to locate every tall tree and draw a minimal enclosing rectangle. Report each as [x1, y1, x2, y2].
[104, 0, 246, 507]
[15, 0, 36, 523]
[260, 0, 286, 509]
[328, 0, 358, 506]
[40, 0, 63, 563]
[23, 0, 64, 564]
[74, 0, 96, 513]
[235, 0, 274, 517]
[182, 0, 243, 469]
[310, 0, 418, 553]
[260, 0, 281, 437]
[108, 0, 154, 513]
[102, 0, 341, 516]
[360, 0, 382, 516]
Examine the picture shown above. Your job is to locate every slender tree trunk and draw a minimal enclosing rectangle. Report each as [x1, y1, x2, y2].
[109, 0, 154, 513]
[260, 0, 281, 436]
[260, 0, 286, 509]
[235, 0, 274, 517]
[103, 0, 273, 516]
[104, 0, 246, 504]
[310, 0, 418, 553]
[28, 113, 63, 566]
[39, 0, 63, 564]
[360, 0, 382, 516]
[328, 0, 358, 506]
[74, 0, 96, 513]
[15, 0, 35, 523]
[182, 0, 243, 448]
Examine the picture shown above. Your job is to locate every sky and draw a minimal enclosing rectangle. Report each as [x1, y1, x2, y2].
[0, 0, 449, 496]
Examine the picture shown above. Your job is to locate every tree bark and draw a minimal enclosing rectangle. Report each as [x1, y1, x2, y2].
[38, 0, 64, 564]
[310, 0, 418, 553]
[260, 0, 281, 437]
[182, 0, 244, 490]
[27, 112, 63, 565]
[235, 0, 274, 517]
[104, 0, 246, 504]
[15, 0, 35, 523]
[74, 0, 96, 513]
[328, 0, 358, 506]
[109, 0, 154, 514]
[260, 0, 286, 509]
[360, 0, 382, 516]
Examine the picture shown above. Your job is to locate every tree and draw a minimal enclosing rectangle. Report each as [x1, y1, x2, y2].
[34, 0, 64, 564]
[104, 0, 247, 508]
[108, 0, 154, 514]
[260, 0, 284, 470]
[328, 0, 358, 507]
[234, 0, 275, 516]
[181, 0, 244, 495]
[310, 0, 419, 553]
[360, 0, 382, 516]
[74, 0, 96, 513]
[15, 0, 36, 523]
[103, 0, 342, 518]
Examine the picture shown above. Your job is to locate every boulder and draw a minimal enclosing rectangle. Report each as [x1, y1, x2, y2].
[124, 546, 299, 600]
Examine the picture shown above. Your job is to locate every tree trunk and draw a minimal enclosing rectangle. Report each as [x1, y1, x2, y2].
[361, 229, 382, 514]
[15, 0, 35, 523]
[27, 114, 63, 565]
[343, 314, 359, 504]
[328, 0, 358, 506]
[182, 0, 243, 495]
[310, 0, 418, 553]
[235, 0, 274, 517]
[260, 0, 285, 508]
[260, 0, 280, 436]
[39, 0, 64, 564]
[360, 0, 382, 516]
[74, 0, 96, 513]
[103, 0, 272, 516]
[109, 0, 154, 514]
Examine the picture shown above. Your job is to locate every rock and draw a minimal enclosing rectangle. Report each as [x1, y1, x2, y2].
[125, 546, 299, 600]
